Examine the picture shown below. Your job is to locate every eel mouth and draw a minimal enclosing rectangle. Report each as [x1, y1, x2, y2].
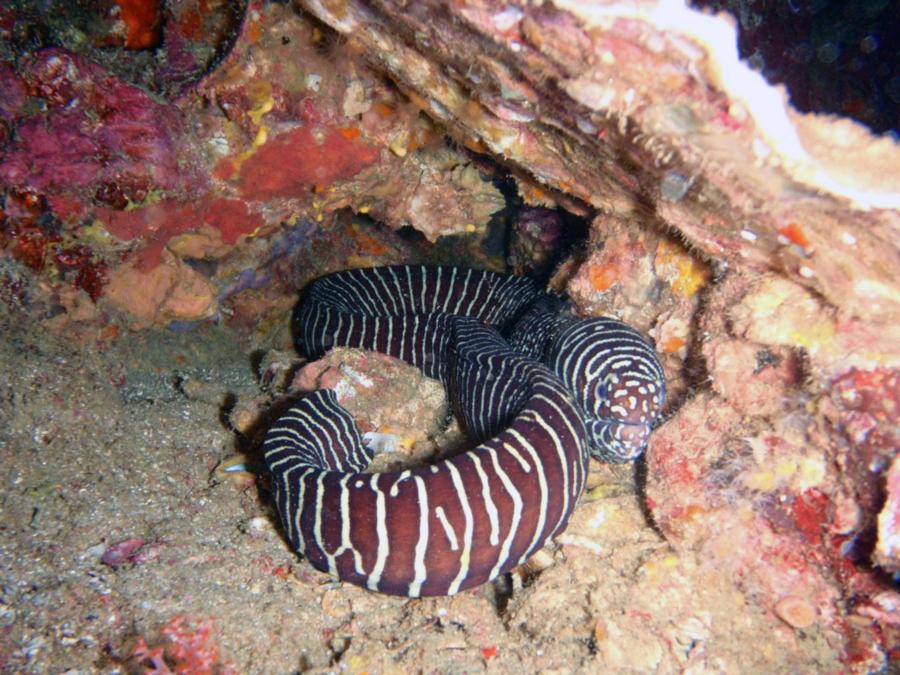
[588, 418, 652, 462]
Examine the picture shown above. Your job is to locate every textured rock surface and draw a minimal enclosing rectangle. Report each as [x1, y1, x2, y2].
[299, 0, 899, 319]
[295, 0, 900, 669]
[1, 0, 898, 671]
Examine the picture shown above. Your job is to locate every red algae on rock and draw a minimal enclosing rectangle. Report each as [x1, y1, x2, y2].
[0, 191, 110, 301]
[236, 126, 380, 200]
[202, 198, 265, 245]
[829, 367, 899, 462]
[0, 49, 194, 202]
[100, 198, 265, 272]
[114, 0, 163, 49]
[1, 113, 101, 194]
[645, 391, 885, 669]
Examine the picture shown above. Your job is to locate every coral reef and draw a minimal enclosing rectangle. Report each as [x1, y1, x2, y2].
[0, 0, 897, 671]
[246, 0, 900, 667]
[0, 2, 521, 333]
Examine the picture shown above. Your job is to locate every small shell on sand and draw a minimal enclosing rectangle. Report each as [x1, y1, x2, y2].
[774, 595, 817, 629]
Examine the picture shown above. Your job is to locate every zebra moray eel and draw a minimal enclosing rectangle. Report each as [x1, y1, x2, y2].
[263, 265, 665, 596]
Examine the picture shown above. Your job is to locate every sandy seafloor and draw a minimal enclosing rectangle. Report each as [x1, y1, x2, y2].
[0, 296, 843, 674]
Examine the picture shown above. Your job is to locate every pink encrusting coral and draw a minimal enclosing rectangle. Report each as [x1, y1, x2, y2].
[236, 126, 381, 200]
[0, 49, 197, 205]
[640, 265, 899, 670]
[98, 197, 266, 272]
[2, 113, 103, 194]
[645, 390, 890, 670]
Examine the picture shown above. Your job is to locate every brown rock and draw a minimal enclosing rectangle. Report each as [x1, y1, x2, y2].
[705, 339, 798, 417]
[104, 257, 217, 329]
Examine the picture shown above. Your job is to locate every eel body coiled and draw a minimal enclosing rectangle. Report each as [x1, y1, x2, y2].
[263, 265, 665, 596]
